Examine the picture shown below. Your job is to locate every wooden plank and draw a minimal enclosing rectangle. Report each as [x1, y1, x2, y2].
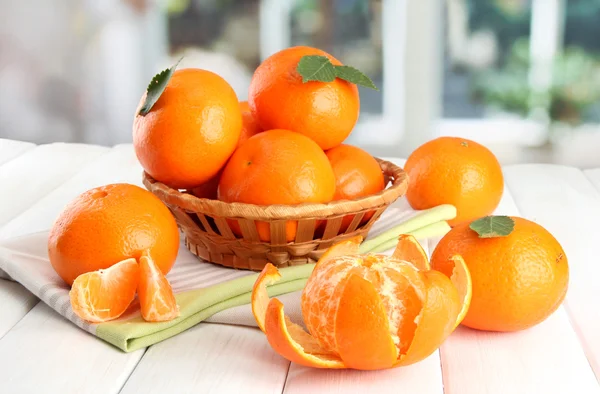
[0, 142, 108, 228]
[504, 164, 600, 383]
[284, 354, 443, 394]
[441, 309, 599, 394]
[0, 302, 143, 394]
[0, 144, 146, 394]
[0, 138, 35, 166]
[428, 176, 599, 393]
[120, 323, 289, 394]
[0, 144, 143, 239]
[0, 279, 38, 338]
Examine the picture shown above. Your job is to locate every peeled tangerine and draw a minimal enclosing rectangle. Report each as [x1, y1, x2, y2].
[251, 235, 472, 370]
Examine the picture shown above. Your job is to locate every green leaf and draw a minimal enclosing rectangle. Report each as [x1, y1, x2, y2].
[334, 65, 379, 90]
[138, 58, 183, 116]
[469, 216, 515, 238]
[296, 55, 337, 83]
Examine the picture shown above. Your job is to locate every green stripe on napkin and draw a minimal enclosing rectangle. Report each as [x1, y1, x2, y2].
[97, 264, 314, 352]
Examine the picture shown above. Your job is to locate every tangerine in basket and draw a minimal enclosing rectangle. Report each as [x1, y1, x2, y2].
[238, 101, 262, 147]
[133, 68, 242, 189]
[431, 216, 569, 332]
[48, 183, 180, 286]
[218, 129, 336, 242]
[404, 137, 504, 226]
[248, 46, 359, 150]
[69, 258, 139, 323]
[190, 101, 262, 200]
[326, 144, 385, 232]
[251, 235, 472, 370]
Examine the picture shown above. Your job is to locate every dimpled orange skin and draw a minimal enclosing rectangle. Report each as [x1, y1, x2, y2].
[404, 137, 504, 227]
[218, 129, 336, 241]
[48, 184, 180, 286]
[431, 217, 569, 332]
[133, 68, 242, 189]
[248, 46, 360, 150]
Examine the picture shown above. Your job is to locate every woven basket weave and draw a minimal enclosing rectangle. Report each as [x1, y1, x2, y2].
[143, 158, 408, 271]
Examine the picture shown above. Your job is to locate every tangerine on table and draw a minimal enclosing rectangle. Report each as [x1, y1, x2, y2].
[133, 68, 242, 189]
[404, 137, 504, 226]
[431, 216, 569, 332]
[218, 129, 336, 242]
[251, 235, 472, 370]
[248, 46, 360, 150]
[326, 144, 385, 232]
[48, 183, 180, 286]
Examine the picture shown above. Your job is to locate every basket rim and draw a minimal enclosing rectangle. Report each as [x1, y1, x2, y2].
[143, 158, 408, 220]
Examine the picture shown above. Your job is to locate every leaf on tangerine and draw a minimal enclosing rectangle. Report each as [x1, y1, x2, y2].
[296, 55, 336, 83]
[469, 216, 515, 238]
[138, 57, 183, 116]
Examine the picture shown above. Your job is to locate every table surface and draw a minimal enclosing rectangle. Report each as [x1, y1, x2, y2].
[0, 139, 599, 394]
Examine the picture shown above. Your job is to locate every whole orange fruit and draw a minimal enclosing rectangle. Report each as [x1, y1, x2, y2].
[48, 183, 180, 286]
[251, 236, 471, 370]
[326, 144, 385, 232]
[404, 137, 504, 226]
[133, 68, 242, 189]
[218, 129, 336, 242]
[431, 217, 569, 332]
[248, 46, 359, 150]
[238, 100, 262, 147]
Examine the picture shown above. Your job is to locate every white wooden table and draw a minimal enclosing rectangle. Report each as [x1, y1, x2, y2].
[0, 139, 599, 394]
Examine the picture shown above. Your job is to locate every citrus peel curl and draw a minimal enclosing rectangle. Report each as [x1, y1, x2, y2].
[251, 234, 471, 370]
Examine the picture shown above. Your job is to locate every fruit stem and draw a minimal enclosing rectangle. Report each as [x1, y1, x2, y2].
[359, 204, 457, 254]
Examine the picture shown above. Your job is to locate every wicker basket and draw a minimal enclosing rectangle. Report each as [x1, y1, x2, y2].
[143, 158, 408, 271]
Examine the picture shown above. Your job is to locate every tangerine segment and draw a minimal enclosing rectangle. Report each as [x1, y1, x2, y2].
[138, 255, 180, 322]
[251, 263, 282, 332]
[334, 273, 398, 370]
[265, 299, 346, 369]
[447, 255, 472, 328]
[395, 270, 460, 367]
[367, 260, 426, 356]
[392, 234, 431, 271]
[315, 236, 363, 270]
[69, 258, 139, 323]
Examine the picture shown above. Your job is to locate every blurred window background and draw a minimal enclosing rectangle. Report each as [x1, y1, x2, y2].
[1, 0, 599, 167]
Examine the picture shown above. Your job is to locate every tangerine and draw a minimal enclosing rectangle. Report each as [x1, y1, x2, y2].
[48, 183, 180, 286]
[249, 46, 359, 150]
[326, 144, 385, 232]
[238, 100, 262, 147]
[431, 216, 569, 331]
[218, 129, 336, 242]
[404, 137, 504, 226]
[251, 235, 471, 370]
[133, 68, 242, 189]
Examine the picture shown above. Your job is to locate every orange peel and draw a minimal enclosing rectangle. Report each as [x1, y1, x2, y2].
[392, 234, 431, 271]
[251, 235, 472, 370]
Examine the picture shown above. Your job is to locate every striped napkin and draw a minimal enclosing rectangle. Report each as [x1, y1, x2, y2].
[0, 199, 452, 352]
